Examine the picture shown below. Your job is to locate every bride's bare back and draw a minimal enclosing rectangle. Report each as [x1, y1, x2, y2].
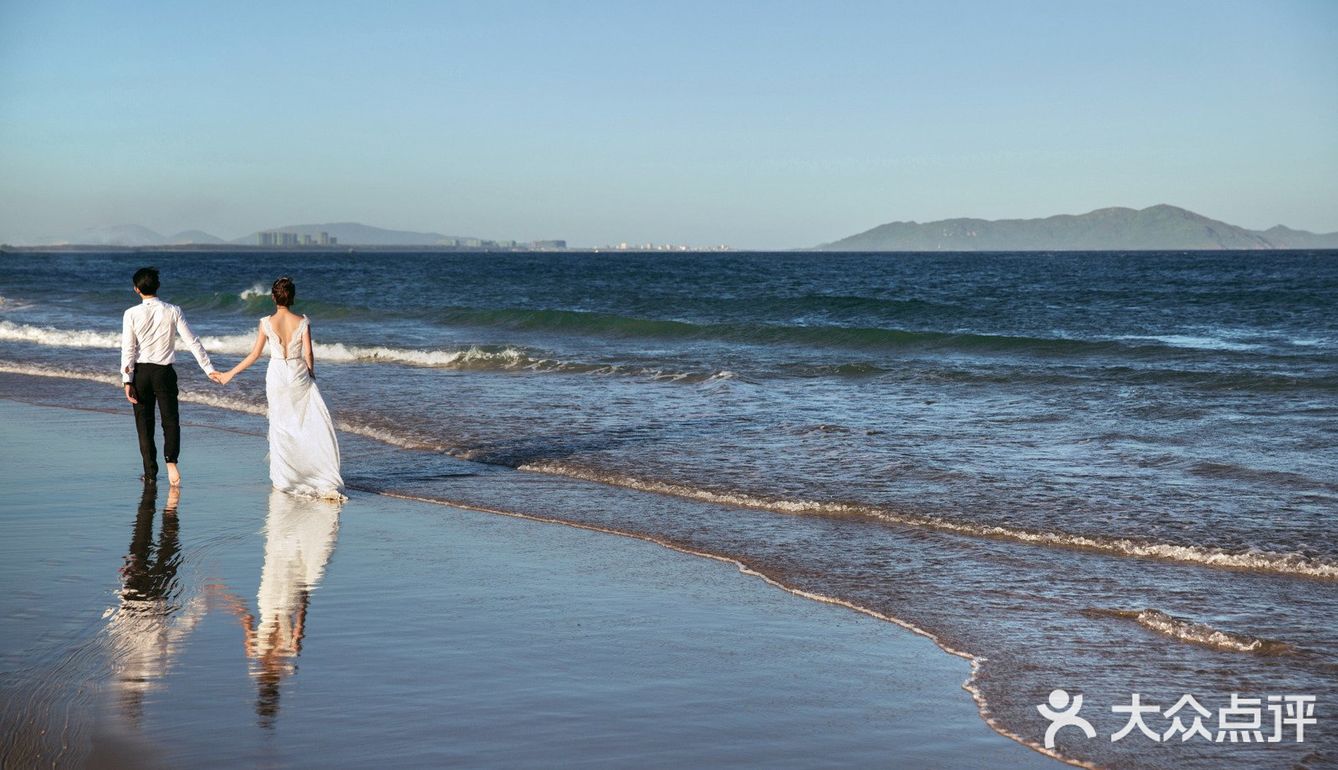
[219, 303, 317, 385]
[269, 307, 306, 352]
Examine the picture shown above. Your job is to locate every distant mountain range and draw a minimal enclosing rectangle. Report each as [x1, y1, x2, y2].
[43, 224, 227, 246]
[13, 206, 1338, 250]
[818, 205, 1338, 251]
[171, 229, 227, 244]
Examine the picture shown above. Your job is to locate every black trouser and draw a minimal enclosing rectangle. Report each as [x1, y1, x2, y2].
[131, 363, 179, 478]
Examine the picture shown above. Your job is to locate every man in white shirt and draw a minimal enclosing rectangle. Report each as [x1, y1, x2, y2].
[121, 267, 222, 485]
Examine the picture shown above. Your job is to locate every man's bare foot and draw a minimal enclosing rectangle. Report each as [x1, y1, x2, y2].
[167, 463, 182, 486]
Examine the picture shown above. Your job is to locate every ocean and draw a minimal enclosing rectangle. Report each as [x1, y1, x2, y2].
[1, 249, 1335, 768]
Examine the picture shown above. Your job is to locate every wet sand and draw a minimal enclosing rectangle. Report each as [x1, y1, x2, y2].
[0, 399, 1061, 768]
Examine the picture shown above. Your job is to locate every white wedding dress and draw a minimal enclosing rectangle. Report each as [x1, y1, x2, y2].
[262, 315, 345, 499]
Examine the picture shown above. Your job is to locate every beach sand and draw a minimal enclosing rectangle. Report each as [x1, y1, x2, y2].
[0, 399, 1061, 768]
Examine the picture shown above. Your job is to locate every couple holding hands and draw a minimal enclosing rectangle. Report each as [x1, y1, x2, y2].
[121, 267, 344, 499]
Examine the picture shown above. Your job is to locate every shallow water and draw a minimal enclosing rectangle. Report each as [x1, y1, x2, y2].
[0, 402, 1057, 769]
[1, 249, 1335, 768]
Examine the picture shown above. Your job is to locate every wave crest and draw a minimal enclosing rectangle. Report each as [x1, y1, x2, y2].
[515, 460, 1338, 580]
[1081, 608, 1294, 654]
[432, 306, 1309, 359]
[0, 320, 124, 348]
[5, 360, 1335, 580]
[0, 320, 738, 381]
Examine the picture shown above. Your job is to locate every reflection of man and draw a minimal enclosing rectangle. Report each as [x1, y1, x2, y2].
[218, 489, 340, 727]
[106, 484, 203, 724]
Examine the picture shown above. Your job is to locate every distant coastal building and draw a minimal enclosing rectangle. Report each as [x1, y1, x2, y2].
[258, 230, 336, 246]
[436, 237, 550, 249]
[258, 231, 298, 246]
[436, 237, 483, 247]
[254, 228, 555, 249]
[599, 241, 726, 251]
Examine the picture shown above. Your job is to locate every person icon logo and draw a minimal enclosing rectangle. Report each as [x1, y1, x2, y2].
[1037, 688, 1097, 748]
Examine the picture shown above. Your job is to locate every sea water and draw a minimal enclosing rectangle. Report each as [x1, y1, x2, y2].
[1, 249, 1334, 769]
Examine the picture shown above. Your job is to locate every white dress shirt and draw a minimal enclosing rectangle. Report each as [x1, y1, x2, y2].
[120, 296, 216, 383]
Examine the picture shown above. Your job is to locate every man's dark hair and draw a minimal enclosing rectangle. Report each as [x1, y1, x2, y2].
[133, 267, 160, 295]
[272, 276, 296, 307]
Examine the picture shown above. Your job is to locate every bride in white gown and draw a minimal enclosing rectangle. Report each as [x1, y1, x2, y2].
[217, 277, 345, 499]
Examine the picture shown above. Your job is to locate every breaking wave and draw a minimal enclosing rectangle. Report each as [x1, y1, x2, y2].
[427, 306, 1335, 360]
[4, 360, 1335, 581]
[511, 461, 1338, 579]
[0, 320, 731, 381]
[1081, 607, 1294, 654]
[0, 320, 130, 349]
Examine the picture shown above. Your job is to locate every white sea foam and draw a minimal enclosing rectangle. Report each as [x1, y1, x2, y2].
[0, 320, 732, 380]
[0, 361, 121, 385]
[1117, 334, 1257, 352]
[8, 359, 1335, 580]
[1130, 609, 1290, 654]
[238, 283, 267, 300]
[0, 320, 123, 348]
[176, 389, 268, 416]
[310, 341, 533, 368]
[0, 321, 268, 357]
[516, 460, 1338, 580]
[1084, 608, 1292, 654]
[0, 320, 539, 370]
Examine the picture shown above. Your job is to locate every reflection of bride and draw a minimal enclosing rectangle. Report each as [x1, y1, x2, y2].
[221, 489, 340, 726]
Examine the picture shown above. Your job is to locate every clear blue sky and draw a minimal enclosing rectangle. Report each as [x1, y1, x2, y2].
[1, 0, 1334, 247]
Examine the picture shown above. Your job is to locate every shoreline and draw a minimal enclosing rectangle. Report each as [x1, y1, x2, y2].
[2, 361, 1333, 582]
[0, 398, 1065, 768]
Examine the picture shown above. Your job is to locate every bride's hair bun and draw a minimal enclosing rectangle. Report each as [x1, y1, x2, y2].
[272, 276, 296, 307]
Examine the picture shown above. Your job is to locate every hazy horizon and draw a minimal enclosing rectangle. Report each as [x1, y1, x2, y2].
[7, 201, 1338, 250]
[2, 1, 1335, 248]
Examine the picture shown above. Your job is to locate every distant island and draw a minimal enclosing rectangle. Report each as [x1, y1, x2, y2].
[817, 204, 1338, 251]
